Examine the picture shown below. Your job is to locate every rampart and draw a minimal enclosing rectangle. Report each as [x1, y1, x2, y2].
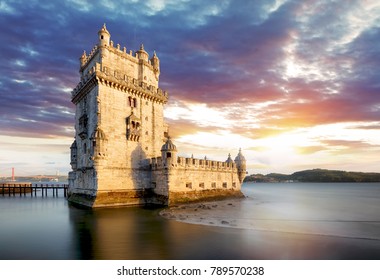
[149, 156, 237, 171]
[147, 156, 243, 205]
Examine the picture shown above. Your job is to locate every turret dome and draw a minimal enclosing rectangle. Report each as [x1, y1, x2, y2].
[70, 140, 77, 149]
[234, 148, 246, 163]
[91, 126, 107, 140]
[98, 23, 111, 47]
[98, 23, 110, 36]
[226, 153, 233, 164]
[136, 43, 149, 61]
[161, 137, 177, 152]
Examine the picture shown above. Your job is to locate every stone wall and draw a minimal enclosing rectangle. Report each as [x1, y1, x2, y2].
[150, 156, 243, 205]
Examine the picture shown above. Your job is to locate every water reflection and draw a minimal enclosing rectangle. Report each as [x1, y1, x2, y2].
[66, 203, 380, 260]
[68, 205, 243, 259]
[1, 183, 380, 259]
[69, 205, 170, 259]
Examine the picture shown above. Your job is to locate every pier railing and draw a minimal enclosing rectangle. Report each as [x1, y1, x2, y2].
[1, 183, 69, 198]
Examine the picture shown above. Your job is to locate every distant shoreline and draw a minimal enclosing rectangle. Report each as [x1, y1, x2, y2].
[244, 168, 380, 183]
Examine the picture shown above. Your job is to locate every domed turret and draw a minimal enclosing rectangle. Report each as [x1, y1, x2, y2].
[98, 23, 111, 47]
[234, 148, 246, 183]
[226, 153, 233, 164]
[91, 126, 107, 161]
[150, 51, 160, 80]
[70, 140, 77, 170]
[136, 43, 149, 61]
[91, 126, 107, 141]
[234, 148, 246, 163]
[161, 137, 177, 166]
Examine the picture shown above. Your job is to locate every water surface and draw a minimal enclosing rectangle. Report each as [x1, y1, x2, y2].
[0, 183, 379, 259]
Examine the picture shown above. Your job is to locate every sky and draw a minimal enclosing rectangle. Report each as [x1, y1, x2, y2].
[0, 0, 380, 177]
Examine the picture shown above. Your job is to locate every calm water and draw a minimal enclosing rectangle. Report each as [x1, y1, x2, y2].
[0, 182, 379, 260]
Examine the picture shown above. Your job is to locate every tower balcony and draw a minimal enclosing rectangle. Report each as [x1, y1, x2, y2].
[127, 128, 141, 142]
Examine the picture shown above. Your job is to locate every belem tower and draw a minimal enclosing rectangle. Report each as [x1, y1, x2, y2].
[68, 24, 247, 207]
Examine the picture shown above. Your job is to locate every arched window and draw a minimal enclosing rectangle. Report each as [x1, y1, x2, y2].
[133, 98, 137, 108]
[167, 152, 172, 158]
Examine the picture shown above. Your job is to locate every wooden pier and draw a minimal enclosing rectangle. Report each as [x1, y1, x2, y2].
[1, 183, 69, 198]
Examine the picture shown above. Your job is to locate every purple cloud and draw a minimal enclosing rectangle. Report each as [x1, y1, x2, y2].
[0, 0, 379, 141]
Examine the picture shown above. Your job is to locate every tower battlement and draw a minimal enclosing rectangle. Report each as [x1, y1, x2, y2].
[80, 43, 159, 74]
[71, 62, 168, 104]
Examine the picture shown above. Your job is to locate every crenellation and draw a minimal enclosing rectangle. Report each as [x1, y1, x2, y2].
[173, 156, 237, 172]
[80, 46, 99, 70]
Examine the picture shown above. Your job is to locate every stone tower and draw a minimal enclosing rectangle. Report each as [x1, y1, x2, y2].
[68, 24, 169, 207]
[68, 25, 247, 208]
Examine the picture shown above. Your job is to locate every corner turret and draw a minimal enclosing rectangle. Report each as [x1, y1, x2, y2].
[136, 44, 149, 61]
[70, 140, 77, 170]
[98, 23, 110, 47]
[225, 153, 233, 164]
[234, 149, 246, 183]
[161, 137, 177, 166]
[150, 51, 160, 80]
[91, 126, 107, 163]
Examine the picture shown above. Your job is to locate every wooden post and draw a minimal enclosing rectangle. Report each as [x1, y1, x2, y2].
[19, 185, 22, 197]
[2, 184, 4, 196]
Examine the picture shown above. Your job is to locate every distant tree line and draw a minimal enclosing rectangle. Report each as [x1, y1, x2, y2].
[244, 169, 380, 183]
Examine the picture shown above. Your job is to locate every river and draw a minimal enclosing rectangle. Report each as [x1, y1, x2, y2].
[0, 182, 379, 259]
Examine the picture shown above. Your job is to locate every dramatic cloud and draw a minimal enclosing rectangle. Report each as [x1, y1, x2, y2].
[0, 0, 379, 175]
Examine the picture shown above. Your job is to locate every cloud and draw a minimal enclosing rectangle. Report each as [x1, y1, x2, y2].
[347, 123, 380, 130]
[320, 139, 380, 150]
[0, 0, 379, 174]
[295, 145, 326, 155]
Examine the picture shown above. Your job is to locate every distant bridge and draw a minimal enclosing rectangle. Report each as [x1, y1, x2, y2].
[1, 183, 69, 198]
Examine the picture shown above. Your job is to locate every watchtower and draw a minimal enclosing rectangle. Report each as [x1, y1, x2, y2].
[68, 24, 169, 207]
